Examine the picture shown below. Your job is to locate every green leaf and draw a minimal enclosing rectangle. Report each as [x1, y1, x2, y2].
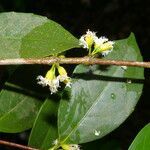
[58, 33, 144, 144]
[0, 65, 45, 133]
[0, 12, 79, 59]
[128, 123, 150, 150]
[28, 97, 59, 150]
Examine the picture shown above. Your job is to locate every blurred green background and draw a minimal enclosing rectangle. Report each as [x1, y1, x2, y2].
[0, 0, 149, 149]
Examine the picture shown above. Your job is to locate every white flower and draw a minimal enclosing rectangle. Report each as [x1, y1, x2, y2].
[57, 65, 72, 88]
[79, 30, 114, 57]
[61, 144, 80, 150]
[101, 48, 113, 57]
[79, 35, 88, 49]
[37, 75, 49, 87]
[37, 64, 72, 94]
[70, 144, 80, 150]
[93, 36, 114, 56]
[79, 29, 97, 49]
[94, 36, 108, 46]
[57, 75, 72, 88]
[58, 74, 68, 82]
[86, 29, 96, 36]
[66, 81, 72, 88]
[49, 78, 60, 94]
[37, 75, 60, 94]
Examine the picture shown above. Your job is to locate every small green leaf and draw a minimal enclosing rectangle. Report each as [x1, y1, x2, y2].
[58, 33, 144, 144]
[128, 123, 150, 150]
[0, 12, 79, 59]
[0, 66, 44, 133]
[28, 97, 59, 150]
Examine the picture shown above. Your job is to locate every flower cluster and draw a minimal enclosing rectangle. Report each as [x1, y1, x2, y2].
[37, 64, 71, 94]
[49, 140, 80, 150]
[79, 29, 114, 56]
[61, 144, 80, 150]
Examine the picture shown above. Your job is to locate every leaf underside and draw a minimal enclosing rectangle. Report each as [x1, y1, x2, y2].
[0, 66, 45, 133]
[58, 33, 144, 144]
[28, 98, 59, 150]
[0, 12, 79, 59]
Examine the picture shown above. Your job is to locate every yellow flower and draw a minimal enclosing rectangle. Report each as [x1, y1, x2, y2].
[57, 65, 71, 88]
[61, 144, 80, 150]
[37, 64, 60, 94]
[37, 64, 72, 94]
[79, 29, 96, 50]
[92, 36, 114, 56]
[79, 30, 114, 56]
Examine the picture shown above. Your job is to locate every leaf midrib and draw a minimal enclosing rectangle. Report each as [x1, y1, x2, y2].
[0, 98, 26, 122]
[61, 66, 122, 144]
[0, 36, 22, 40]
[41, 128, 53, 149]
[61, 39, 131, 143]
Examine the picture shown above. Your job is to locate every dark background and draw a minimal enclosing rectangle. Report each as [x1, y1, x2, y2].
[0, 0, 149, 149]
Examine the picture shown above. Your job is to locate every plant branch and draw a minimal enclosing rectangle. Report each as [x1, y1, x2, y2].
[0, 139, 38, 150]
[0, 57, 150, 68]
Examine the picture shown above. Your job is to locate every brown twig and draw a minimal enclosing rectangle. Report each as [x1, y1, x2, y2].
[0, 57, 149, 68]
[0, 139, 38, 150]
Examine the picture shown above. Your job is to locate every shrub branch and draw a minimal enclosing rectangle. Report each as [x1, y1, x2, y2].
[0, 139, 38, 150]
[0, 57, 149, 68]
